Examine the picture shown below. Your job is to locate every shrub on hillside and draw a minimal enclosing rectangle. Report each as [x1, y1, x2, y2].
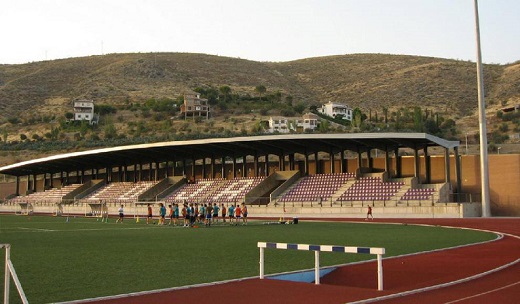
[95, 104, 117, 115]
[501, 111, 520, 121]
[491, 130, 508, 144]
[7, 117, 20, 124]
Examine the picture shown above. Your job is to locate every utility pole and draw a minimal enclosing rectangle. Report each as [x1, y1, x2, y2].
[473, 0, 491, 217]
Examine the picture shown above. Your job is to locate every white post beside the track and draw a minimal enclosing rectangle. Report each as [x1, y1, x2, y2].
[259, 247, 265, 279]
[2, 244, 29, 304]
[377, 253, 383, 291]
[4, 244, 9, 304]
[314, 250, 320, 285]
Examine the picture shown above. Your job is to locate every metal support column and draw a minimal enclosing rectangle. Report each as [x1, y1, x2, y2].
[414, 148, 420, 183]
[455, 147, 462, 195]
[221, 156, 226, 179]
[368, 149, 373, 170]
[444, 148, 451, 188]
[329, 148, 335, 174]
[357, 147, 363, 171]
[202, 158, 206, 179]
[264, 155, 269, 176]
[232, 157, 237, 178]
[289, 154, 295, 171]
[191, 158, 196, 180]
[254, 153, 259, 177]
[340, 150, 346, 173]
[15, 176, 20, 196]
[424, 147, 431, 184]
[242, 155, 247, 177]
[385, 147, 391, 177]
[304, 152, 309, 175]
[211, 156, 215, 179]
[394, 148, 401, 178]
[314, 152, 319, 174]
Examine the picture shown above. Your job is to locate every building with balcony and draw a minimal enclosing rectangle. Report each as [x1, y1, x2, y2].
[318, 101, 353, 121]
[73, 100, 97, 124]
[267, 113, 320, 134]
[180, 93, 210, 120]
[268, 117, 290, 133]
[296, 113, 319, 131]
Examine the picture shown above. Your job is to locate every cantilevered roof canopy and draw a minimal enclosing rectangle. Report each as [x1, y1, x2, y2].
[0, 133, 459, 177]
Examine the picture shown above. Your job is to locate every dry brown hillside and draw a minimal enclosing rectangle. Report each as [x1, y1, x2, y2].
[1, 53, 518, 119]
[0, 53, 519, 161]
[270, 54, 507, 117]
[0, 53, 301, 118]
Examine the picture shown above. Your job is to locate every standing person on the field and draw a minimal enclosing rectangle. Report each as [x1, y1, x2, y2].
[198, 203, 205, 223]
[234, 204, 241, 226]
[189, 203, 196, 226]
[146, 203, 153, 225]
[194, 203, 200, 223]
[228, 204, 235, 224]
[221, 203, 227, 223]
[366, 205, 373, 220]
[173, 203, 180, 226]
[168, 204, 175, 225]
[212, 203, 219, 223]
[159, 203, 166, 225]
[241, 203, 248, 225]
[182, 203, 190, 227]
[205, 203, 213, 227]
[116, 204, 124, 223]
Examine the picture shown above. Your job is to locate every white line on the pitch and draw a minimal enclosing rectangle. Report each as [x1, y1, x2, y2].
[5, 226, 156, 233]
[17, 227, 56, 232]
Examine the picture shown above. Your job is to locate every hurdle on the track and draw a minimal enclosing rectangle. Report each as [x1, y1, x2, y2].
[257, 242, 385, 291]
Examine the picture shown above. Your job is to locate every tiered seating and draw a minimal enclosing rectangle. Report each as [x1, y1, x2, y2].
[336, 176, 404, 202]
[208, 177, 265, 204]
[278, 173, 354, 203]
[86, 181, 155, 203]
[164, 179, 224, 204]
[401, 188, 436, 201]
[9, 184, 82, 204]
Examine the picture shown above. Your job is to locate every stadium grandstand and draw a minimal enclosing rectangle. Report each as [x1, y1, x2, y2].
[0, 133, 483, 218]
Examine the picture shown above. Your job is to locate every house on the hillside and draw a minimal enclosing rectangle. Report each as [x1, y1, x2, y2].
[295, 113, 319, 132]
[73, 99, 97, 125]
[266, 113, 319, 133]
[180, 93, 210, 120]
[268, 117, 291, 133]
[318, 101, 353, 121]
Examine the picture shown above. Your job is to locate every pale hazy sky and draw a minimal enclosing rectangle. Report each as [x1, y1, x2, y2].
[1, 0, 519, 65]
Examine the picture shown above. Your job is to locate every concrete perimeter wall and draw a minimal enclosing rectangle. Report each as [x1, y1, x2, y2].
[0, 202, 481, 219]
[247, 203, 481, 219]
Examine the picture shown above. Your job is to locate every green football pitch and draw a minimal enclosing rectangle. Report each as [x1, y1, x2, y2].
[0, 215, 496, 303]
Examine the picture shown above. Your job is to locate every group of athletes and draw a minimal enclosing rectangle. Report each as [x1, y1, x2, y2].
[146, 202, 248, 227]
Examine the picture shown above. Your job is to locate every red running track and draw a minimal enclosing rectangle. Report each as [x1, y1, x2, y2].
[79, 218, 520, 304]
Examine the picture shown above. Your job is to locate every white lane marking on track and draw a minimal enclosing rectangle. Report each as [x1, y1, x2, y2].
[444, 281, 520, 304]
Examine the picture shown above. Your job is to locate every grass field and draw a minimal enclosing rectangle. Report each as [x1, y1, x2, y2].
[0, 215, 496, 304]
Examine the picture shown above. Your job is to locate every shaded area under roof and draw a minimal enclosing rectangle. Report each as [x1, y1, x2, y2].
[0, 133, 459, 177]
